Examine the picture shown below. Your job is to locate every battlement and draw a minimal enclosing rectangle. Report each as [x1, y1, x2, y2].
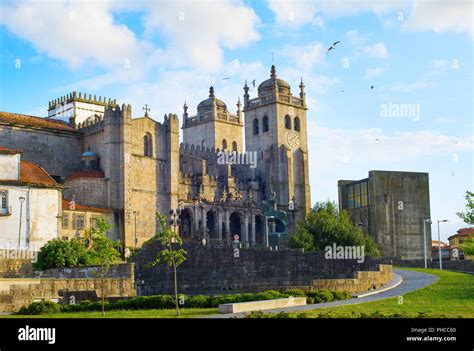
[48, 91, 118, 111]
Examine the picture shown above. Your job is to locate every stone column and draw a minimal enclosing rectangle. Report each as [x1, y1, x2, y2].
[217, 208, 222, 240]
[250, 213, 256, 246]
[243, 213, 249, 244]
[225, 210, 230, 243]
[202, 206, 207, 240]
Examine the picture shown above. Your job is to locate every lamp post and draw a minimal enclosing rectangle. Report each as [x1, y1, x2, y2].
[437, 219, 449, 270]
[423, 219, 432, 269]
[133, 211, 139, 249]
[265, 215, 275, 248]
[18, 196, 25, 251]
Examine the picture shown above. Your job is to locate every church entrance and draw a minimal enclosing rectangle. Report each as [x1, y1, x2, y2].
[179, 209, 192, 240]
[206, 210, 217, 239]
[229, 212, 241, 241]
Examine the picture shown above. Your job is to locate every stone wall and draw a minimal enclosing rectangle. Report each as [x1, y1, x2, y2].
[0, 263, 135, 313]
[311, 264, 392, 292]
[0, 257, 33, 278]
[134, 243, 392, 295]
[0, 125, 82, 178]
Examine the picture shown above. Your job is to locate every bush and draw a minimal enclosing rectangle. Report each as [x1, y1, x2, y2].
[57, 289, 352, 313]
[34, 238, 92, 270]
[16, 301, 61, 315]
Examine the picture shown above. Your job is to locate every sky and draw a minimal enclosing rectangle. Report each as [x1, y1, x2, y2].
[0, 0, 472, 241]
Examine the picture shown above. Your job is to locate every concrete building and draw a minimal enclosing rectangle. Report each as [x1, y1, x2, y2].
[338, 170, 431, 259]
[0, 65, 311, 251]
[0, 148, 62, 251]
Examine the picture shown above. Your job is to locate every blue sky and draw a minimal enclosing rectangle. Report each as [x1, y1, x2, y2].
[0, 0, 472, 241]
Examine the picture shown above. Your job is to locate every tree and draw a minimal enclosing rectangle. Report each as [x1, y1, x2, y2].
[34, 238, 91, 270]
[147, 212, 187, 316]
[460, 234, 474, 257]
[289, 201, 380, 257]
[457, 191, 474, 225]
[87, 217, 121, 317]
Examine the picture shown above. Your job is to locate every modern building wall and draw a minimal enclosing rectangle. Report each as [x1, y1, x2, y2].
[339, 171, 431, 259]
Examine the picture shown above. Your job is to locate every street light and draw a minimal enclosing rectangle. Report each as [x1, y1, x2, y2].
[437, 219, 449, 270]
[265, 215, 275, 248]
[18, 196, 25, 251]
[423, 219, 432, 269]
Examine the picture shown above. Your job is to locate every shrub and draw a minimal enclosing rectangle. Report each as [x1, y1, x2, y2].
[34, 238, 91, 270]
[16, 301, 61, 315]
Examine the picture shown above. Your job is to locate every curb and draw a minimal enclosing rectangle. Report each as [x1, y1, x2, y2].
[352, 273, 403, 298]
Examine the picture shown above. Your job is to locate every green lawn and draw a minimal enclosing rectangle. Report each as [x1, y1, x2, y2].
[3, 268, 472, 318]
[3, 308, 218, 319]
[296, 268, 474, 318]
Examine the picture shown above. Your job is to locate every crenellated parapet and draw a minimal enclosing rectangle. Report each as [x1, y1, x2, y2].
[48, 91, 117, 111]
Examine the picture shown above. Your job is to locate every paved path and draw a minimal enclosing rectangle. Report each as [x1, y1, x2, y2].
[204, 269, 438, 318]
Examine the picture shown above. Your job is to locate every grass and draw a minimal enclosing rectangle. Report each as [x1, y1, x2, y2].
[292, 268, 474, 318]
[2, 308, 218, 319]
[2, 268, 472, 318]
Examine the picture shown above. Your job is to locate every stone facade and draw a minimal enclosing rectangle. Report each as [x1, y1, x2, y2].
[338, 170, 431, 259]
[0, 65, 311, 251]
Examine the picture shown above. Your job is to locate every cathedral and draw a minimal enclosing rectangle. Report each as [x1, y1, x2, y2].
[0, 65, 311, 251]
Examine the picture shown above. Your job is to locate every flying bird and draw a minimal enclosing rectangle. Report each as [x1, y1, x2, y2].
[223, 77, 230, 80]
[252, 79, 256, 87]
[370, 85, 374, 90]
[375, 138, 382, 143]
[326, 41, 340, 55]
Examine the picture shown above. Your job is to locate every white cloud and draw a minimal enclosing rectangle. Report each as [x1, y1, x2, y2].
[0, 1, 142, 69]
[365, 42, 388, 58]
[365, 67, 385, 79]
[267, 0, 319, 27]
[267, 0, 473, 39]
[310, 123, 473, 169]
[389, 81, 439, 93]
[143, 0, 261, 71]
[403, 0, 474, 38]
[280, 42, 325, 70]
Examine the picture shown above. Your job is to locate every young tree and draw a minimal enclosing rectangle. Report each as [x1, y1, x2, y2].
[147, 212, 187, 316]
[88, 217, 121, 317]
[289, 201, 380, 256]
[457, 191, 474, 225]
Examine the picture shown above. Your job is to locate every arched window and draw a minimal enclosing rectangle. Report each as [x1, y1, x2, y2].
[232, 141, 238, 151]
[285, 115, 291, 129]
[253, 118, 259, 135]
[262, 116, 269, 132]
[144, 133, 153, 157]
[294, 116, 300, 131]
[222, 139, 227, 150]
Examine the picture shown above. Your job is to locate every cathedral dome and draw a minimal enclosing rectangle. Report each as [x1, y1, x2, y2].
[197, 86, 227, 114]
[258, 65, 291, 96]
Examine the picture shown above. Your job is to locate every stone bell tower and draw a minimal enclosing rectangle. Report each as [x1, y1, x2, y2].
[182, 86, 243, 152]
[243, 65, 311, 218]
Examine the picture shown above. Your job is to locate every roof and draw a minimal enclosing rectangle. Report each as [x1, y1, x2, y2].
[197, 86, 227, 113]
[431, 240, 448, 247]
[0, 147, 22, 155]
[258, 65, 290, 95]
[0, 111, 77, 132]
[448, 227, 474, 240]
[62, 199, 114, 214]
[20, 160, 58, 186]
[65, 170, 105, 181]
